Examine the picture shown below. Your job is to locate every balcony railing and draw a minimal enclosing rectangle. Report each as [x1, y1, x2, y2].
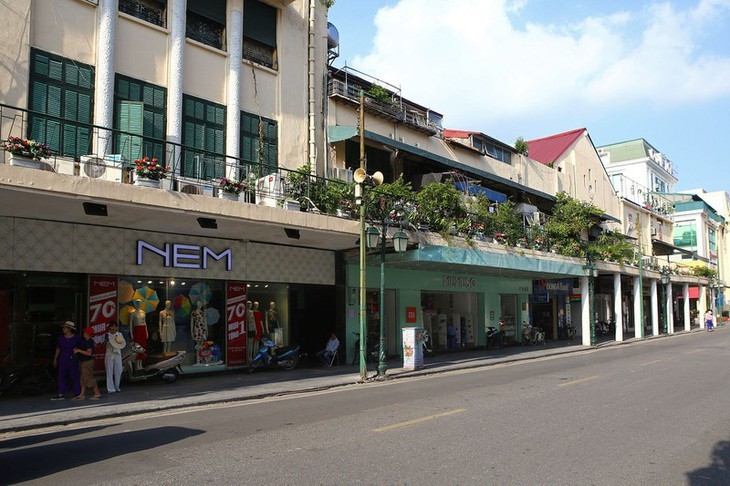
[611, 174, 674, 219]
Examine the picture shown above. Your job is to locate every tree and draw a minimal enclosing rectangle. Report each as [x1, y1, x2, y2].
[514, 137, 529, 156]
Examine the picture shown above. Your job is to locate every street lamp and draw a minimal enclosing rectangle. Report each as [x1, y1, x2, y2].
[582, 257, 597, 346]
[660, 267, 671, 334]
[366, 202, 409, 380]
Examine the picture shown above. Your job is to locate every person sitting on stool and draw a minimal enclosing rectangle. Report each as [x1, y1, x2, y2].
[316, 333, 340, 366]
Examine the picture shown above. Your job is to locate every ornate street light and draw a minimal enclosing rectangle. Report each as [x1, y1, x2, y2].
[660, 267, 671, 333]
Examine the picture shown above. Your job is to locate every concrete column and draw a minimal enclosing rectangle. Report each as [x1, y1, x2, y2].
[633, 276, 643, 339]
[167, 0, 186, 177]
[614, 273, 623, 342]
[699, 285, 707, 331]
[93, 0, 119, 155]
[683, 283, 691, 331]
[581, 276, 591, 346]
[667, 283, 674, 334]
[225, 0, 243, 178]
[650, 279, 659, 336]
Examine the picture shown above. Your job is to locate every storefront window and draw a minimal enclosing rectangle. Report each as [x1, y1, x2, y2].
[245, 282, 289, 346]
[500, 294, 518, 341]
[422, 291, 477, 351]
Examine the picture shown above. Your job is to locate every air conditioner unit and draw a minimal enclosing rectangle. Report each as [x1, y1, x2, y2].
[177, 177, 215, 197]
[256, 173, 285, 207]
[79, 154, 124, 183]
[330, 167, 353, 183]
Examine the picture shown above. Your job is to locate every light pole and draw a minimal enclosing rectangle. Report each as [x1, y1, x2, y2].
[366, 200, 408, 380]
[583, 256, 597, 346]
[660, 267, 671, 334]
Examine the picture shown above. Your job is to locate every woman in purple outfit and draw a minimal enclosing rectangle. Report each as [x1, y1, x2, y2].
[51, 321, 83, 400]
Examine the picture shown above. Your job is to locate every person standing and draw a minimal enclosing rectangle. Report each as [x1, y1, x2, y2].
[705, 309, 715, 332]
[105, 322, 126, 393]
[52, 321, 82, 400]
[73, 327, 101, 400]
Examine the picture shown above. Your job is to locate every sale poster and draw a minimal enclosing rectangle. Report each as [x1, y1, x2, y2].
[226, 281, 247, 367]
[88, 276, 118, 374]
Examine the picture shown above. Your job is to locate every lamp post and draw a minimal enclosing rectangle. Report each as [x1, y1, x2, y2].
[366, 199, 409, 380]
[660, 267, 671, 334]
[583, 256, 597, 346]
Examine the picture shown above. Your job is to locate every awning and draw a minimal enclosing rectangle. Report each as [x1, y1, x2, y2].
[652, 238, 697, 257]
[600, 213, 621, 224]
[453, 182, 507, 203]
[328, 125, 555, 202]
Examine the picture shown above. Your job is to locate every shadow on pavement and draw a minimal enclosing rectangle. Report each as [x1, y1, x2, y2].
[686, 440, 730, 485]
[0, 425, 108, 451]
[0, 426, 204, 483]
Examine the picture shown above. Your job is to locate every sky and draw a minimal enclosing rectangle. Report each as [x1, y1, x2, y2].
[328, 0, 730, 193]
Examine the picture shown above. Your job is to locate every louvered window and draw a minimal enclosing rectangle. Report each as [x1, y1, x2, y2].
[186, 0, 226, 50]
[181, 95, 226, 180]
[243, 0, 277, 69]
[240, 111, 277, 176]
[28, 49, 94, 158]
[113, 74, 167, 164]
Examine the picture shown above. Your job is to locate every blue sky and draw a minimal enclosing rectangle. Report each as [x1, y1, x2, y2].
[328, 0, 730, 193]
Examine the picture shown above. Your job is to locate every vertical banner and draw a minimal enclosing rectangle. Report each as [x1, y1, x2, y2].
[226, 281, 248, 367]
[89, 276, 118, 374]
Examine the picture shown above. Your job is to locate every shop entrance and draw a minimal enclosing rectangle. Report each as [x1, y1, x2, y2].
[421, 291, 478, 351]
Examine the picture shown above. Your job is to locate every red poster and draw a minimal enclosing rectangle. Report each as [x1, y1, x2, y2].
[89, 276, 118, 374]
[226, 281, 248, 367]
[406, 307, 417, 323]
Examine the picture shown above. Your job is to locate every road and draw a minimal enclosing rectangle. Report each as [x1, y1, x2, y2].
[2, 330, 729, 485]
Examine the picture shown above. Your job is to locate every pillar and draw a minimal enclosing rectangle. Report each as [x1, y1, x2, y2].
[167, 0, 186, 177]
[650, 279, 659, 336]
[633, 276, 643, 339]
[226, 0, 243, 178]
[614, 273, 623, 342]
[581, 276, 591, 346]
[683, 283, 691, 331]
[93, 0, 118, 155]
[666, 282, 674, 334]
[699, 285, 707, 330]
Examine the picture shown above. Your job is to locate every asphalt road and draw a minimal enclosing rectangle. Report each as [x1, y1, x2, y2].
[2, 330, 729, 485]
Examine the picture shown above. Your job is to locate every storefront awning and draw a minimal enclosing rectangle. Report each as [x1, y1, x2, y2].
[652, 238, 697, 258]
[453, 182, 507, 203]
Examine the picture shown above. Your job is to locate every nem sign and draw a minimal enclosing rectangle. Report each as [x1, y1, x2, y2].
[136, 241, 232, 271]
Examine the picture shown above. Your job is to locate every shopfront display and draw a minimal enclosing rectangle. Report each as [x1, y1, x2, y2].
[422, 292, 477, 350]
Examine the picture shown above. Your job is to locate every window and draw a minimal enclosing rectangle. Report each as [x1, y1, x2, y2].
[240, 111, 278, 176]
[119, 0, 166, 27]
[484, 142, 511, 164]
[181, 95, 226, 180]
[28, 49, 94, 158]
[186, 0, 226, 50]
[673, 222, 697, 249]
[114, 75, 167, 164]
[243, 0, 277, 69]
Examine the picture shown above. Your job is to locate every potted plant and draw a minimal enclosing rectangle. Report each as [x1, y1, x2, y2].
[2, 136, 52, 169]
[217, 177, 247, 201]
[133, 156, 169, 188]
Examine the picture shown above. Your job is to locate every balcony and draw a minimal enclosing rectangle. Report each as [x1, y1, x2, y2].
[611, 174, 674, 219]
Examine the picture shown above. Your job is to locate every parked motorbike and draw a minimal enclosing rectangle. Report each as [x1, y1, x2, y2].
[485, 326, 506, 349]
[248, 337, 302, 373]
[0, 357, 56, 397]
[595, 320, 611, 336]
[522, 322, 546, 346]
[123, 342, 185, 383]
[565, 323, 577, 340]
[350, 332, 379, 365]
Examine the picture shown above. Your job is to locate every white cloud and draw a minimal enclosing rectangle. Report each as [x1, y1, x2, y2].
[352, 0, 730, 130]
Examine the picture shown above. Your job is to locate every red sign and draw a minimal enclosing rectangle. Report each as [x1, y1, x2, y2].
[406, 307, 417, 323]
[88, 276, 118, 374]
[226, 282, 248, 367]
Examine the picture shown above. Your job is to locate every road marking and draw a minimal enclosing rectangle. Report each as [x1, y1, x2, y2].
[373, 408, 465, 433]
[640, 359, 663, 366]
[557, 375, 599, 388]
[685, 349, 704, 354]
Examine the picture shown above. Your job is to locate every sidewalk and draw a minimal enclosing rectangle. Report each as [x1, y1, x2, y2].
[0, 338, 640, 434]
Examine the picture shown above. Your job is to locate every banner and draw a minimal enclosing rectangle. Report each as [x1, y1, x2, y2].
[226, 282, 248, 367]
[88, 276, 118, 374]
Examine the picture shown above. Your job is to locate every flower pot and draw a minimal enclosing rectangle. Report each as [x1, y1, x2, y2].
[134, 177, 161, 189]
[9, 154, 42, 169]
[218, 191, 239, 201]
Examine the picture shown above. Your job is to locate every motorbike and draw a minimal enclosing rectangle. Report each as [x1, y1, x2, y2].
[485, 326, 506, 349]
[522, 322, 546, 346]
[595, 320, 611, 336]
[350, 332, 379, 365]
[123, 342, 185, 383]
[565, 323, 577, 340]
[248, 337, 302, 373]
[0, 357, 56, 397]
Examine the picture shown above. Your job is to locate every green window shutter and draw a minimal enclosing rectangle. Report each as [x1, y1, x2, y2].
[65, 91, 79, 120]
[48, 60, 63, 81]
[31, 81, 48, 112]
[188, 0, 226, 24]
[65, 64, 79, 86]
[244, 0, 277, 47]
[34, 53, 49, 76]
[47, 85, 62, 117]
[119, 101, 144, 162]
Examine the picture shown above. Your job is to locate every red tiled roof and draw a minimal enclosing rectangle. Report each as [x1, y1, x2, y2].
[526, 128, 586, 165]
[443, 129, 478, 139]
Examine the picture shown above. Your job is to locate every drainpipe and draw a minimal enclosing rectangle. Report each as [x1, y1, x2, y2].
[308, 0, 317, 173]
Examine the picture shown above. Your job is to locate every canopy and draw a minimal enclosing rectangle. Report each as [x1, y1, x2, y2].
[454, 182, 507, 203]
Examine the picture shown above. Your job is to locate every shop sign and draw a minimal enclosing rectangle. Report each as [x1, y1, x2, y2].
[533, 293, 549, 304]
[442, 276, 476, 289]
[405, 307, 417, 323]
[226, 282, 247, 367]
[533, 279, 572, 295]
[88, 276, 118, 374]
[136, 241, 232, 271]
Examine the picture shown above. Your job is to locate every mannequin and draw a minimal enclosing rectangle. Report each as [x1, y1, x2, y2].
[246, 301, 255, 362]
[266, 301, 279, 344]
[191, 301, 207, 364]
[159, 300, 176, 354]
[129, 299, 147, 367]
[253, 301, 265, 337]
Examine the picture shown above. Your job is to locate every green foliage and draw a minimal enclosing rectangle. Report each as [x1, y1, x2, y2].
[367, 84, 392, 104]
[320, 0, 335, 7]
[464, 195, 493, 236]
[415, 182, 466, 233]
[692, 266, 717, 279]
[543, 192, 603, 254]
[366, 176, 417, 222]
[589, 231, 634, 262]
[514, 137, 529, 156]
[491, 200, 523, 245]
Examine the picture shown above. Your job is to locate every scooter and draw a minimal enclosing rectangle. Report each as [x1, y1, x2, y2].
[0, 356, 56, 397]
[522, 322, 546, 346]
[248, 337, 302, 373]
[123, 342, 185, 383]
[485, 326, 506, 349]
[350, 332, 379, 365]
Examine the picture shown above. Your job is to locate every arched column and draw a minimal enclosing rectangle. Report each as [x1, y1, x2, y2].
[650, 279, 659, 336]
[683, 283, 691, 331]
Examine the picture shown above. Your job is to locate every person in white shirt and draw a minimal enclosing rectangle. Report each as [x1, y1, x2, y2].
[316, 333, 340, 366]
[105, 322, 126, 393]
